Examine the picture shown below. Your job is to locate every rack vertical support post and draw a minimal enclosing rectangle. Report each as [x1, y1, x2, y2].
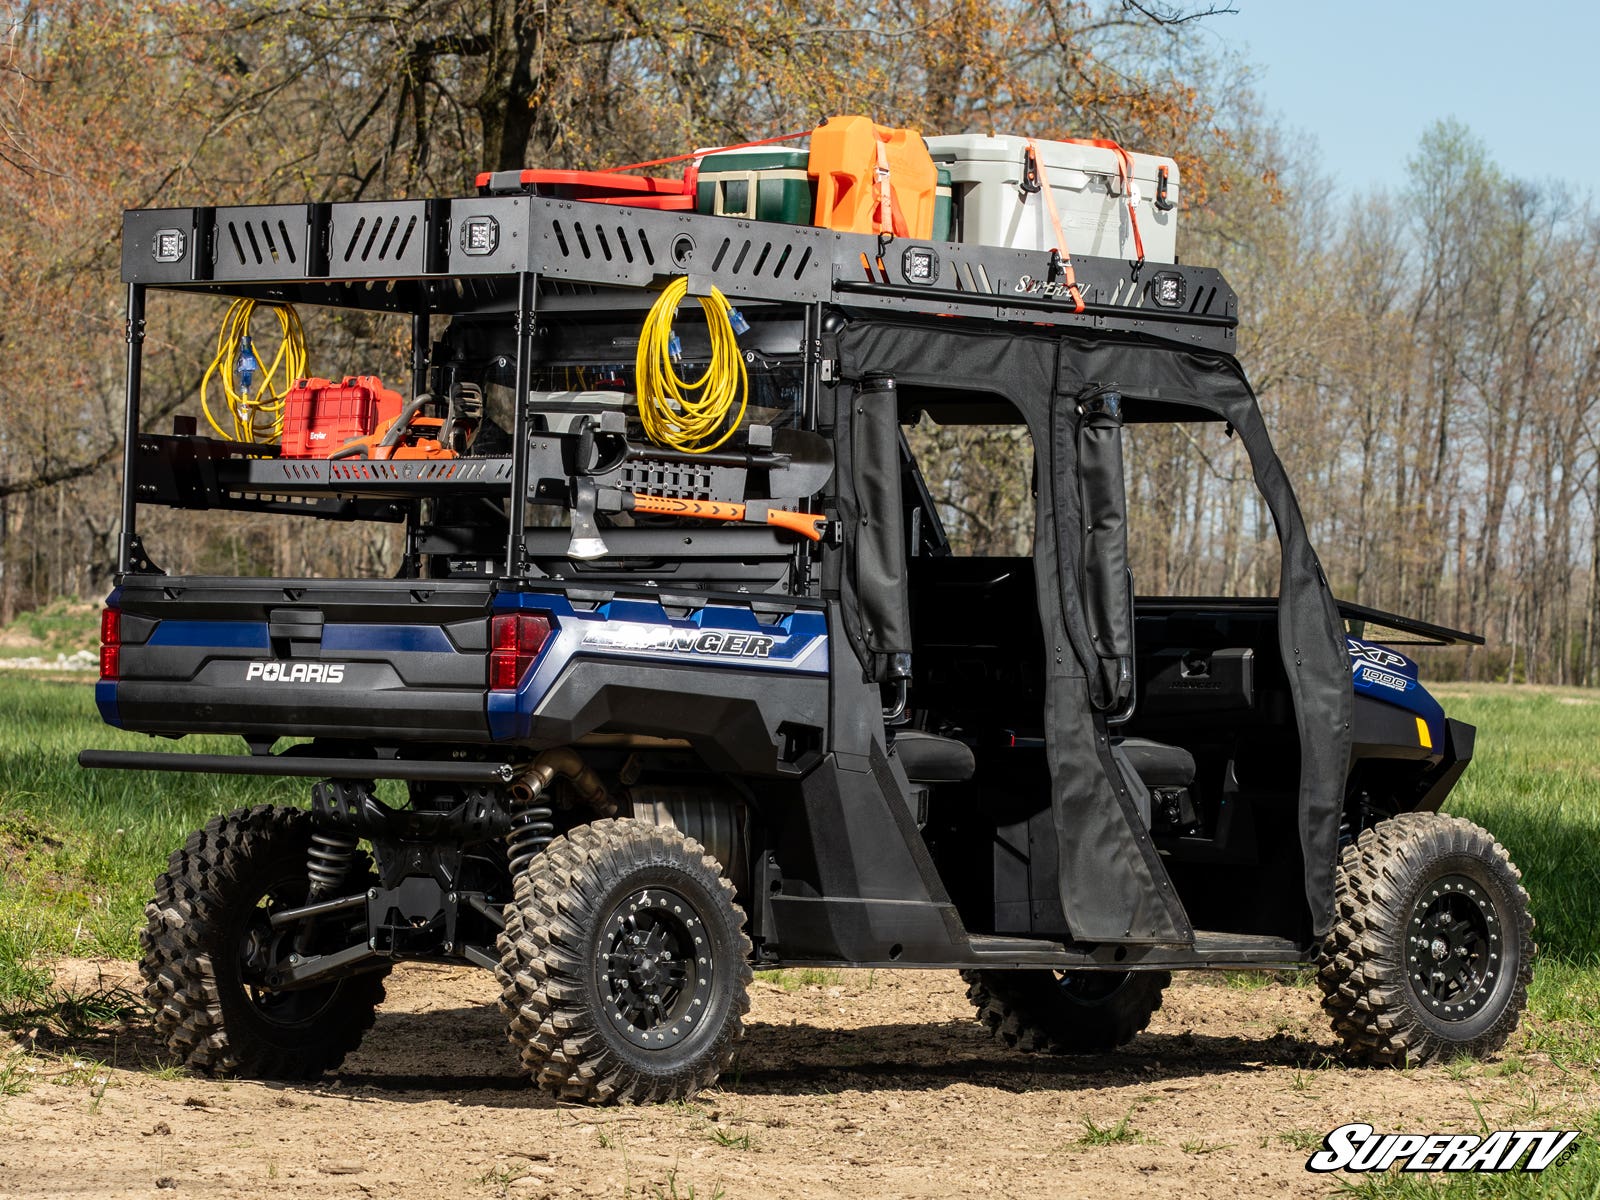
[402, 307, 432, 577]
[506, 272, 538, 577]
[119, 283, 147, 574]
[410, 309, 430, 397]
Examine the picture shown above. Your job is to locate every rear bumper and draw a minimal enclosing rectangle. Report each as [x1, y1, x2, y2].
[107, 678, 493, 741]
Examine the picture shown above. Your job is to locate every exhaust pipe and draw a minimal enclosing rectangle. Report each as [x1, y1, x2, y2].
[509, 747, 616, 816]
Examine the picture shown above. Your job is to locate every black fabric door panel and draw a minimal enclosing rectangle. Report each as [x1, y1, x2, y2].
[838, 320, 1190, 944]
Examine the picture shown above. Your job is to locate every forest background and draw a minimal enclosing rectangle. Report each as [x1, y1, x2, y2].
[2, 0, 1594, 683]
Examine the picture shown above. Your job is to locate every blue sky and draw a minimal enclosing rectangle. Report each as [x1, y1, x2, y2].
[1204, 2, 1600, 197]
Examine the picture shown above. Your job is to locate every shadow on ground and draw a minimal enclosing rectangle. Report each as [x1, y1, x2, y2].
[296, 1002, 1345, 1104]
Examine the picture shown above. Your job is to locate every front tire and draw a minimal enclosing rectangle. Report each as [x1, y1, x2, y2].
[1318, 812, 1534, 1066]
[962, 968, 1169, 1053]
[496, 818, 752, 1104]
[139, 805, 388, 1078]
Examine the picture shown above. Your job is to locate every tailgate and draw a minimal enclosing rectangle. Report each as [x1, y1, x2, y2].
[105, 577, 497, 742]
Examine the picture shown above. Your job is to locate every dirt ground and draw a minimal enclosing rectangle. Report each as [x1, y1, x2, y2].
[3, 960, 1594, 1199]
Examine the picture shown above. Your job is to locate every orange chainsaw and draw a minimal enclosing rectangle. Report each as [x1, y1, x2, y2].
[328, 385, 482, 462]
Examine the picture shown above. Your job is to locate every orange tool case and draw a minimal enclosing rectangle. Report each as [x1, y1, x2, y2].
[280, 376, 404, 459]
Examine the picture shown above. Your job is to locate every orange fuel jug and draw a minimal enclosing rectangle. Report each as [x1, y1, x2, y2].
[808, 115, 938, 239]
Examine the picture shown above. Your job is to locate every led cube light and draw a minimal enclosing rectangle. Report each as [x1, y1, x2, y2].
[152, 228, 187, 264]
[1150, 271, 1186, 308]
[901, 246, 940, 285]
[460, 215, 500, 256]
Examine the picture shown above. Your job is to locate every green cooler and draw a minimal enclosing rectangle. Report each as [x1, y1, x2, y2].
[934, 166, 953, 241]
[695, 149, 813, 224]
[694, 148, 954, 239]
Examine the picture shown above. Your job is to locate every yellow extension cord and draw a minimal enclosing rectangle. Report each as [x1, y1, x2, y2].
[635, 278, 748, 453]
[200, 298, 308, 443]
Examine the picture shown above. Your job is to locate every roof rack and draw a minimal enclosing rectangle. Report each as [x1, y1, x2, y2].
[122, 196, 1237, 351]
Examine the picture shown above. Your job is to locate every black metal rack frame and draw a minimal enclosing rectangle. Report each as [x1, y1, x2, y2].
[118, 195, 1240, 577]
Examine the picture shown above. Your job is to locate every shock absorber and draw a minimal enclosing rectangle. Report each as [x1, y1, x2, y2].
[505, 791, 555, 880]
[504, 749, 615, 879]
[306, 826, 360, 899]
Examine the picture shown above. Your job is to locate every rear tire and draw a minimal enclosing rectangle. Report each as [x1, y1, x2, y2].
[1317, 812, 1534, 1066]
[496, 818, 752, 1104]
[139, 805, 388, 1079]
[962, 968, 1169, 1053]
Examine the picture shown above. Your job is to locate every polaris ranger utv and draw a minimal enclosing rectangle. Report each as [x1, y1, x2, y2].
[84, 187, 1531, 1103]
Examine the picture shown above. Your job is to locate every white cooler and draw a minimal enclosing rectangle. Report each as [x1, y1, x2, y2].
[926, 134, 1179, 263]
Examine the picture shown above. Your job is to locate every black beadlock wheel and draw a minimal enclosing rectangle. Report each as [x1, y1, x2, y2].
[495, 818, 752, 1105]
[1317, 811, 1535, 1066]
[961, 968, 1169, 1053]
[139, 805, 388, 1079]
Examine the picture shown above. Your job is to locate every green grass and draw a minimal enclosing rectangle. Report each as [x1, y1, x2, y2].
[1075, 1108, 1143, 1147]
[1180, 1139, 1234, 1155]
[707, 1125, 755, 1151]
[752, 967, 845, 991]
[0, 600, 99, 659]
[1436, 688, 1600, 969]
[0, 673, 304, 1009]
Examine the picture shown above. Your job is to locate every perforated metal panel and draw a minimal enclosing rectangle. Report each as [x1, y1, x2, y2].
[209, 205, 313, 282]
[528, 202, 834, 302]
[326, 201, 435, 278]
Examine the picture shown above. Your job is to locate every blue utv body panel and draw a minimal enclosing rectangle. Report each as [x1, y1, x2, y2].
[487, 591, 828, 742]
[1346, 635, 1446, 751]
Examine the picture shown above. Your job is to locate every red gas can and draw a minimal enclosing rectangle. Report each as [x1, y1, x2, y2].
[280, 376, 404, 458]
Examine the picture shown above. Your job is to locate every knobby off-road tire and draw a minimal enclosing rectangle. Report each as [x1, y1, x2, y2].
[140, 805, 388, 1079]
[495, 818, 752, 1104]
[1318, 811, 1534, 1066]
[961, 968, 1170, 1053]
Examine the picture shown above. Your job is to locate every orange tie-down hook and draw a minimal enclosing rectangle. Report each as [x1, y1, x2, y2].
[625, 493, 828, 541]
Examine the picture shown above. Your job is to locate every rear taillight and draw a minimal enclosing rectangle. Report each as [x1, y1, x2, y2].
[490, 612, 552, 690]
[99, 607, 121, 680]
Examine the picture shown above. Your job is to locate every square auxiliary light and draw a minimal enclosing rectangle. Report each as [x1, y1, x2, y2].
[152, 228, 187, 264]
[901, 246, 939, 285]
[1149, 270, 1186, 308]
[460, 215, 500, 256]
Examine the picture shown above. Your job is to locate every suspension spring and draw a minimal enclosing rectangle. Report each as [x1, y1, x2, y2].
[306, 826, 360, 898]
[505, 797, 555, 880]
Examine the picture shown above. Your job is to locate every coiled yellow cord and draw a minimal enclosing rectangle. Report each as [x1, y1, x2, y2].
[200, 299, 308, 443]
[635, 278, 748, 453]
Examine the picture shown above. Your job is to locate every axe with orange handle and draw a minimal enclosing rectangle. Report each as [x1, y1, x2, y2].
[625, 493, 828, 540]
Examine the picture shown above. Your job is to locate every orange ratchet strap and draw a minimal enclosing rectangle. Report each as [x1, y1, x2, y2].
[1026, 138, 1086, 313]
[873, 137, 911, 237]
[1063, 137, 1147, 266]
